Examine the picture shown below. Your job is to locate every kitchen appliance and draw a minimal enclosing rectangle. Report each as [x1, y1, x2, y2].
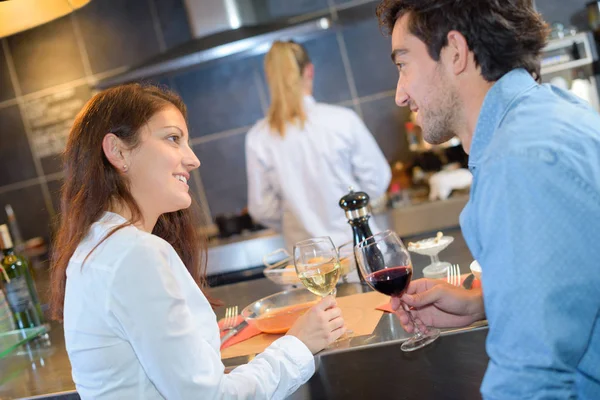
[98, 0, 380, 88]
[540, 31, 600, 112]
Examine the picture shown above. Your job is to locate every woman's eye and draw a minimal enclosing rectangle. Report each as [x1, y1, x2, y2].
[167, 135, 180, 143]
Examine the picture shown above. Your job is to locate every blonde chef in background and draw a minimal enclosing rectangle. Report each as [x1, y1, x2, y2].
[246, 40, 391, 254]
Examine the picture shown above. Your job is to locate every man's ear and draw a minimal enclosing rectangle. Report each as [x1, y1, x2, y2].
[444, 30, 470, 76]
[102, 133, 129, 173]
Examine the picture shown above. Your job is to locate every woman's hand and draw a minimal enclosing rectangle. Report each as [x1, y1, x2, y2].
[391, 278, 485, 332]
[287, 296, 345, 354]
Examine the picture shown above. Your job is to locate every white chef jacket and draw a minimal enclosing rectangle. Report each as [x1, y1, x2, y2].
[246, 96, 391, 251]
[64, 212, 314, 399]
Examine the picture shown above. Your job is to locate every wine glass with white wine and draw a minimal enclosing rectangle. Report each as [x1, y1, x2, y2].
[294, 236, 351, 342]
[293, 237, 341, 298]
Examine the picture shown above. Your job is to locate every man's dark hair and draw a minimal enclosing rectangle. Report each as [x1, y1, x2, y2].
[376, 0, 549, 82]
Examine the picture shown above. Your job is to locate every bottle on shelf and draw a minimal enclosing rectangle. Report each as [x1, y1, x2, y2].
[0, 224, 44, 329]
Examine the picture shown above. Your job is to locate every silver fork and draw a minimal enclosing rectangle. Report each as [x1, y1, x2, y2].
[221, 306, 238, 332]
[447, 264, 462, 287]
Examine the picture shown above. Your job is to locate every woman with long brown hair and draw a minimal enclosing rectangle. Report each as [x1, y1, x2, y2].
[246, 41, 391, 255]
[50, 84, 345, 399]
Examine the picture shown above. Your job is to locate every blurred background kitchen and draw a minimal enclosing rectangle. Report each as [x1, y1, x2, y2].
[1, 0, 599, 398]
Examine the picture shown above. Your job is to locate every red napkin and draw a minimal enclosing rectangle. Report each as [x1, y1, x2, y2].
[376, 275, 481, 313]
[218, 315, 262, 349]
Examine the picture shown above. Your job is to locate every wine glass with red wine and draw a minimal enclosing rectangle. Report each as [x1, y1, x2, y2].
[354, 230, 440, 352]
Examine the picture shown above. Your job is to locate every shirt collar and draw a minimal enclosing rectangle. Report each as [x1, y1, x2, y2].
[469, 68, 538, 168]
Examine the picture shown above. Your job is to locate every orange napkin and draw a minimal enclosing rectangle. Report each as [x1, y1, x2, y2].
[375, 275, 481, 313]
[218, 315, 261, 349]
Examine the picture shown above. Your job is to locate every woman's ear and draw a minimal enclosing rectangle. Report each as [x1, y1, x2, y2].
[303, 63, 315, 80]
[102, 133, 129, 173]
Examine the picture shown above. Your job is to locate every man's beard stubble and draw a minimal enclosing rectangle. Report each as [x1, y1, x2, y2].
[420, 80, 461, 145]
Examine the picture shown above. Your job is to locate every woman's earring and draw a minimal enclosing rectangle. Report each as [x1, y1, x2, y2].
[123, 164, 128, 172]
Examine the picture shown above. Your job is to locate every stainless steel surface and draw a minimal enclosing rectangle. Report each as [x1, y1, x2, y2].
[183, 0, 259, 38]
[97, 1, 380, 88]
[541, 32, 598, 75]
[2, 227, 481, 399]
[463, 273, 475, 290]
[215, 227, 480, 369]
[0, 322, 77, 399]
[219, 282, 487, 370]
[207, 196, 469, 277]
[221, 320, 248, 345]
[220, 305, 239, 331]
[207, 230, 284, 276]
[372, 194, 469, 239]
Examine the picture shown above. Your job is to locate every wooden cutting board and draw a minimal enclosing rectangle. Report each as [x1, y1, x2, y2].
[221, 291, 389, 360]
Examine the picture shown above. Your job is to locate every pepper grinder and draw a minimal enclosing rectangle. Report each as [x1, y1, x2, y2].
[339, 188, 376, 285]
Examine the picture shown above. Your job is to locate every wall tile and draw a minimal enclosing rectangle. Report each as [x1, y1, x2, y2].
[46, 179, 63, 216]
[535, 0, 589, 30]
[0, 184, 50, 241]
[23, 84, 92, 176]
[173, 57, 264, 138]
[6, 16, 86, 95]
[304, 32, 352, 103]
[75, 0, 160, 75]
[361, 95, 412, 163]
[342, 17, 397, 97]
[0, 105, 37, 187]
[193, 133, 248, 217]
[0, 47, 15, 103]
[153, 0, 192, 49]
[267, 0, 329, 18]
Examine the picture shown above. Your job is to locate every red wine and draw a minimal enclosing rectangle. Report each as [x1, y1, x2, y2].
[366, 266, 412, 296]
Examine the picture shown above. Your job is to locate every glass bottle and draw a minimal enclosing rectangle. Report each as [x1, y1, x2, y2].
[0, 224, 44, 329]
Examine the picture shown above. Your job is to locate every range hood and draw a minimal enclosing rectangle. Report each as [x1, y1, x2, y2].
[97, 0, 378, 88]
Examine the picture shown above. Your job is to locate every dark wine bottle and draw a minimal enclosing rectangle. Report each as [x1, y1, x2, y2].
[0, 224, 44, 329]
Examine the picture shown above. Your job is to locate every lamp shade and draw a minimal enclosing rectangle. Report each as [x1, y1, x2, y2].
[0, 0, 91, 38]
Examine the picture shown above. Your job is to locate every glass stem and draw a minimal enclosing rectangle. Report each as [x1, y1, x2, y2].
[430, 254, 440, 265]
[402, 301, 424, 338]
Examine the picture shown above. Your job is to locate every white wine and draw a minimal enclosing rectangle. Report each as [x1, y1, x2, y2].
[298, 261, 341, 297]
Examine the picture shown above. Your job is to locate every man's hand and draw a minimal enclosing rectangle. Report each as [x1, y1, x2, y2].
[391, 278, 485, 333]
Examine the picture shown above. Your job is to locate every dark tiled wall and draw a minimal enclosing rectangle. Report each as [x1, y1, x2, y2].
[0, 0, 588, 240]
[535, 0, 590, 30]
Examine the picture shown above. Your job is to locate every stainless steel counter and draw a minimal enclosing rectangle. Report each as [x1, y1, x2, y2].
[1, 226, 483, 400]
[213, 227, 481, 371]
[206, 195, 470, 277]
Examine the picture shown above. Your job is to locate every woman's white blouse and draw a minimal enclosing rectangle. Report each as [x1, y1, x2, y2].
[64, 212, 314, 399]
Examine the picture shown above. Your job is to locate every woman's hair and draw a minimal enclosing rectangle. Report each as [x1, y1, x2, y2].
[376, 0, 549, 82]
[265, 40, 312, 136]
[49, 83, 218, 321]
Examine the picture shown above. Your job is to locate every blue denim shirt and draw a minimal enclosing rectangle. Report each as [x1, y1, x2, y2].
[460, 69, 600, 399]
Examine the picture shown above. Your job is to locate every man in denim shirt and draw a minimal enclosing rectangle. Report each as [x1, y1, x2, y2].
[378, 0, 600, 398]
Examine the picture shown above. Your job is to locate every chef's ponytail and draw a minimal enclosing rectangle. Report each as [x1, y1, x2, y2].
[264, 40, 311, 136]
